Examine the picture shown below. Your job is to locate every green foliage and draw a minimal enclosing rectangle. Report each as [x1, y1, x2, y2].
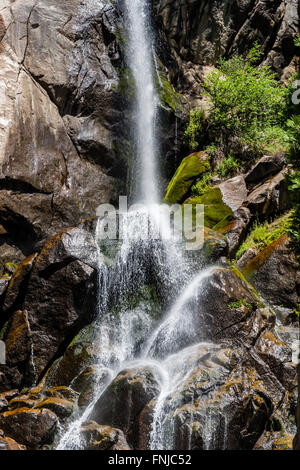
[217, 54, 245, 76]
[183, 108, 206, 150]
[257, 125, 290, 154]
[235, 212, 292, 260]
[191, 172, 214, 197]
[202, 43, 287, 155]
[227, 299, 253, 312]
[286, 115, 300, 169]
[295, 35, 300, 47]
[285, 73, 300, 117]
[217, 155, 241, 178]
[286, 172, 300, 253]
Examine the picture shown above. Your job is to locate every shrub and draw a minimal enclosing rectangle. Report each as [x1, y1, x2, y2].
[286, 115, 300, 169]
[286, 173, 300, 253]
[183, 108, 206, 151]
[191, 172, 214, 196]
[257, 126, 290, 154]
[202, 43, 287, 156]
[217, 155, 241, 178]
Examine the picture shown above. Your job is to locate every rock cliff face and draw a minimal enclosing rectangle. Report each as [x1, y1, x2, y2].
[0, 0, 298, 452]
[152, 0, 299, 102]
[0, 0, 129, 260]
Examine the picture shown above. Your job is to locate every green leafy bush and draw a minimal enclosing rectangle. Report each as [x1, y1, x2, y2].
[191, 172, 214, 196]
[217, 155, 241, 178]
[256, 125, 290, 154]
[286, 115, 300, 169]
[202, 43, 287, 156]
[183, 108, 206, 150]
[287, 173, 300, 253]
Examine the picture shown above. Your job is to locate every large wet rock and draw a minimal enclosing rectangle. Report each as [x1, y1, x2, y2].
[146, 266, 275, 360]
[137, 342, 293, 450]
[245, 154, 286, 185]
[3, 254, 37, 313]
[164, 152, 210, 204]
[80, 421, 130, 450]
[34, 397, 75, 420]
[0, 0, 124, 258]
[0, 407, 58, 448]
[246, 170, 289, 217]
[91, 367, 161, 445]
[0, 227, 99, 386]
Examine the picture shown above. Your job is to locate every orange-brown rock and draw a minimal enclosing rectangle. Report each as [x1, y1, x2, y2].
[0, 407, 57, 448]
[80, 421, 130, 450]
[4, 310, 32, 366]
[0, 435, 26, 450]
[34, 397, 75, 419]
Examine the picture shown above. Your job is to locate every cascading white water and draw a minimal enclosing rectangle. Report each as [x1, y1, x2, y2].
[124, 0, 158, 204]
[56, 1, 215, 451]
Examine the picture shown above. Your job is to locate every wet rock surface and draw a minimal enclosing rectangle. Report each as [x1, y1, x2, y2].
[80, 421, 130, 450]
[0, 0, 298, 453]
[91, 368, 161, 445]
[242, 235, 300, 309]
[0, 407, 58, 448]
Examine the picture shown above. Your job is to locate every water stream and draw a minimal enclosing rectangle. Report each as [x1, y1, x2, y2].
[57, 0, 213, 450]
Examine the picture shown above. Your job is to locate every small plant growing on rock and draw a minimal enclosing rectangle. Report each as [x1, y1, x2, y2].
[184, 108, 206, 150]
[217, 154, 241, 178]
[227, 299, 253, 312]
[287, 173, 300, 254]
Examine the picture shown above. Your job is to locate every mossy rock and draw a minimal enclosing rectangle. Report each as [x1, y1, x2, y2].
[242, 235, 288, 281]
[185, 186, 234, 232]
[45, 323, 99, 388]
[164, 152, 210, 204]
[154, 57, 184, 112]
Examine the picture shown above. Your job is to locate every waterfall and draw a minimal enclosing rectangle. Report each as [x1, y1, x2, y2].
[124, 0, 158, 204]
[56, 1, 213, 451]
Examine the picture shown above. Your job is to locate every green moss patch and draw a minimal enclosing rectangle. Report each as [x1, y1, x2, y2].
[242, 234, 289, 281]
[185, 186, 234, 231]
[227, 299, 253, 312]
[235, 211, 292, 260]
[165, 152, 210, 204]
[154, 56, 184, 111]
